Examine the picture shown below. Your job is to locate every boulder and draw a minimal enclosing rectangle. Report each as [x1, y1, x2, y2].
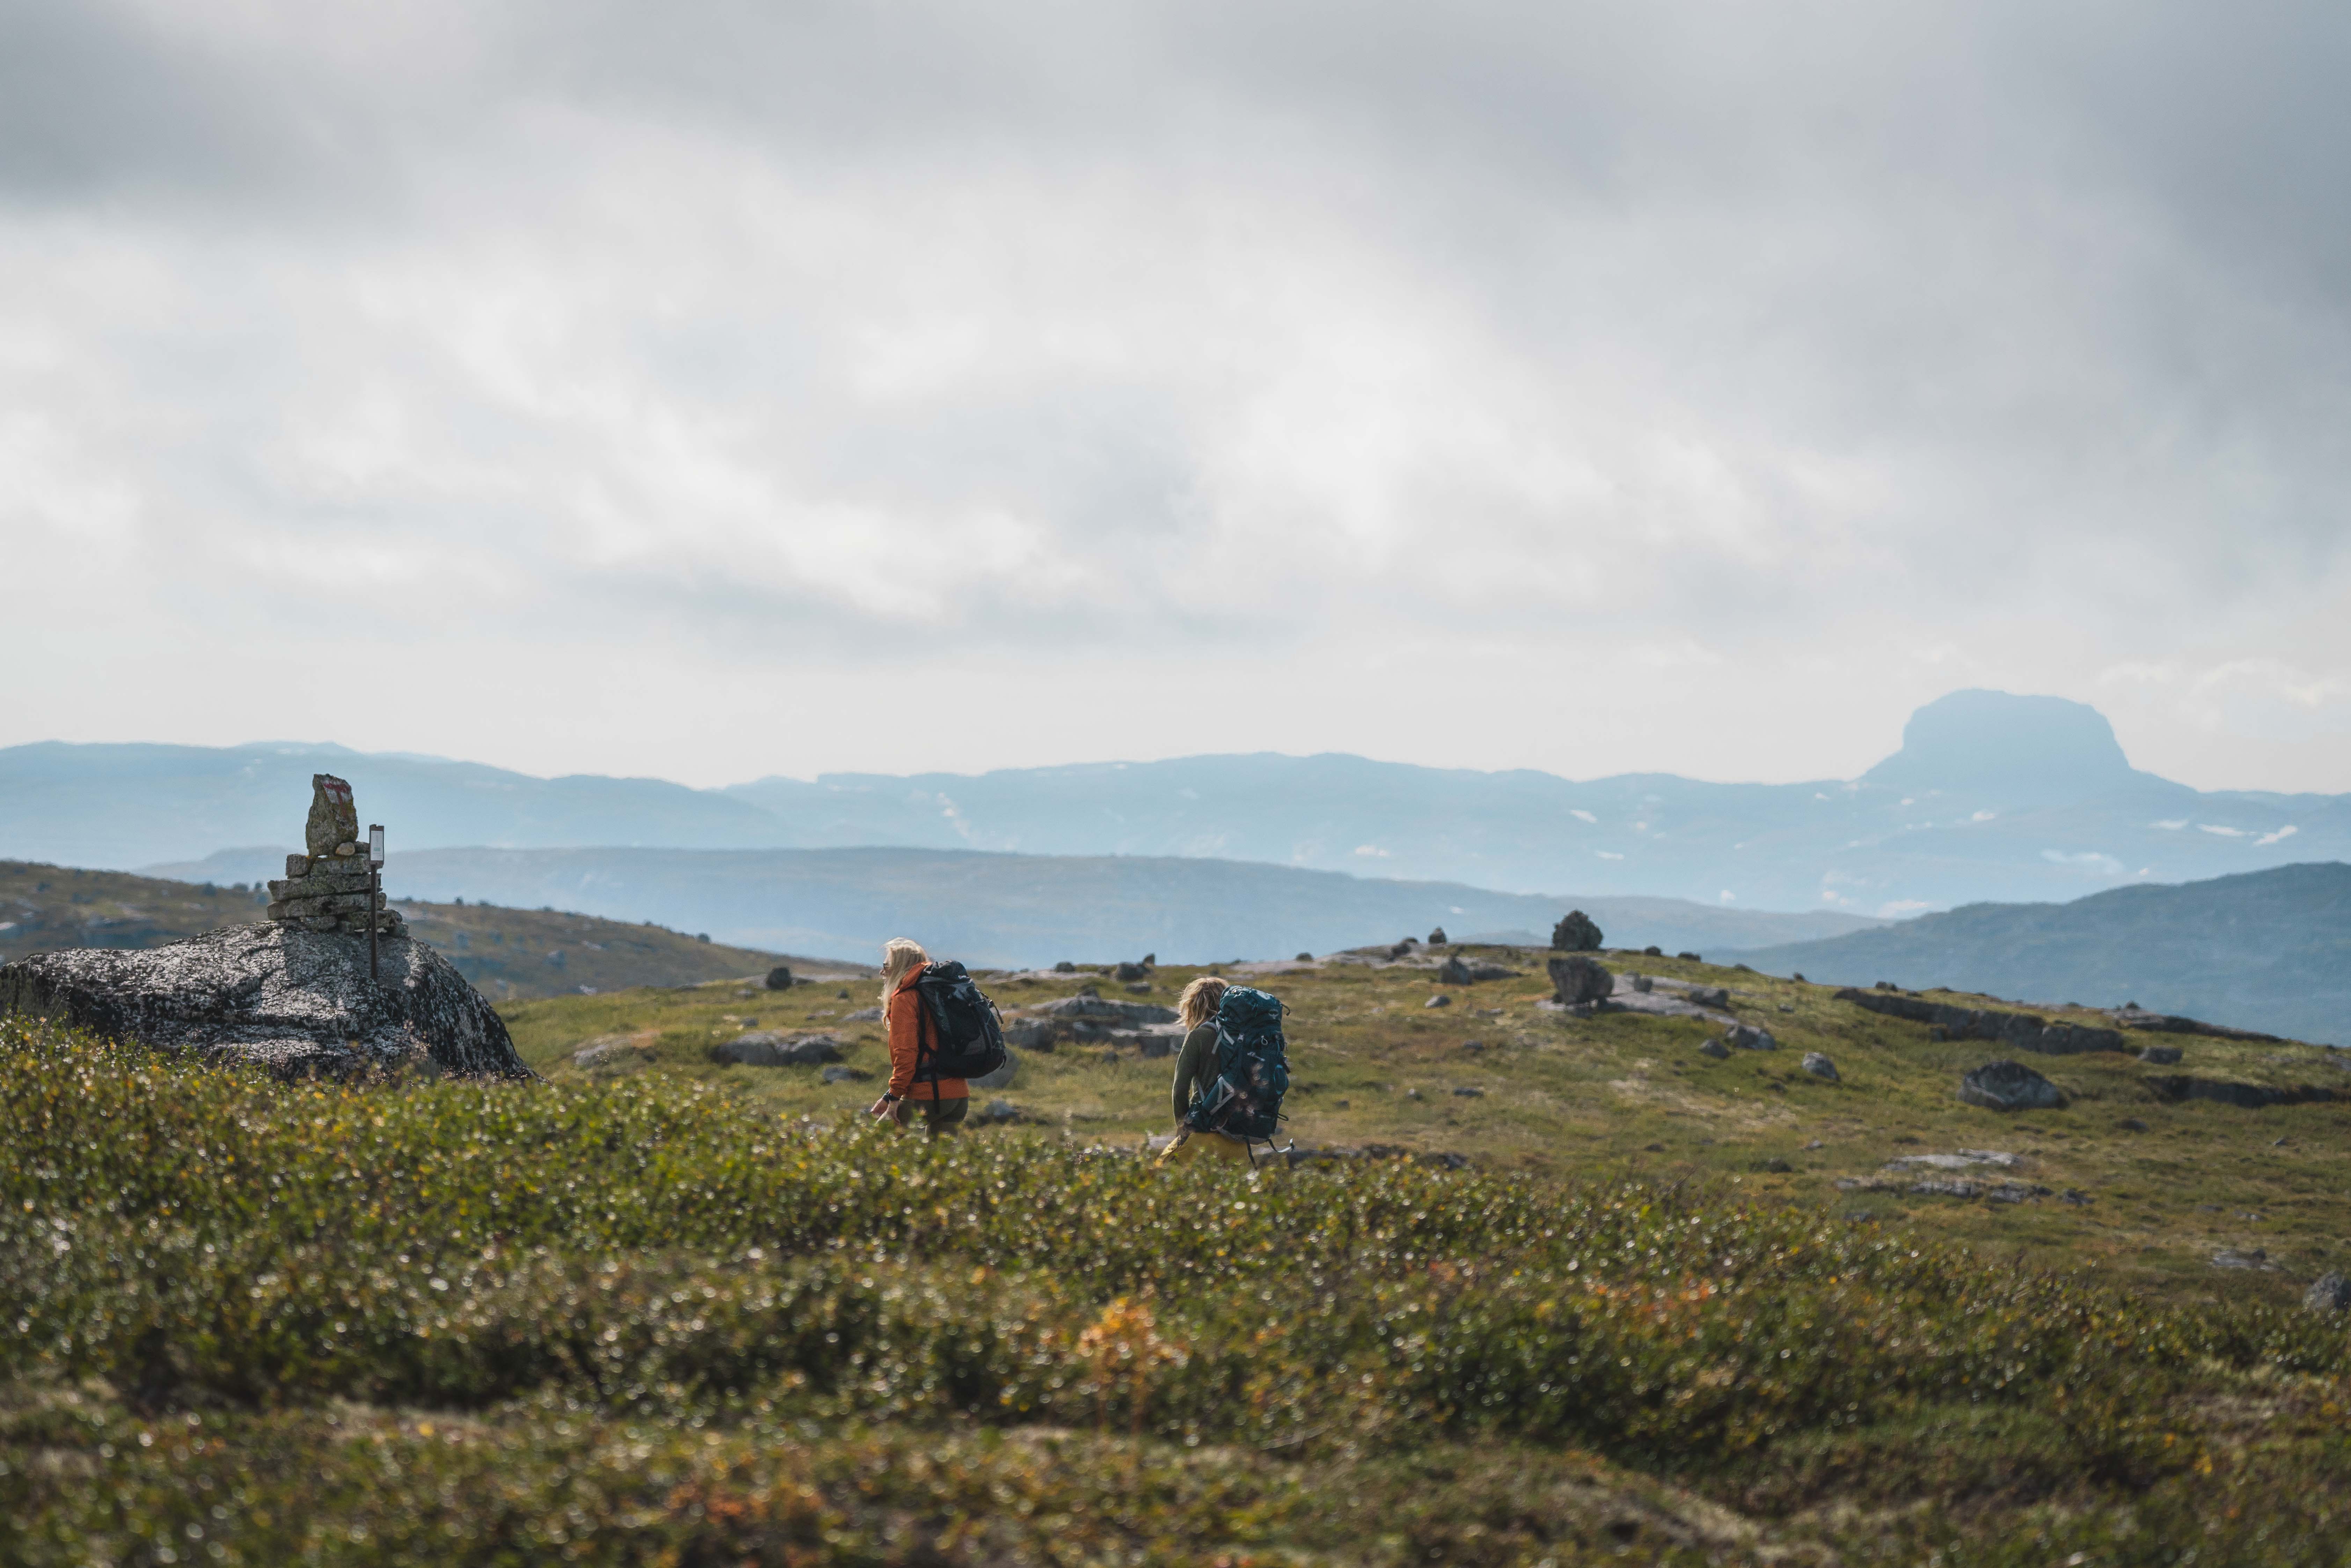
[841, 1006, 883, 1023]
[711, 1032, 844, 1067]
[0, 922, 525, 1079]
[2302, 1272, 2351, 1313]
[1676, 952, 1701, 963]
[1550, 910, 1604, 951]
[1630, 974, 1654, 994]
[1437, 955, 1473, 986]
[1427, 926, 1448, 945]
[1728, 1023, 1778, 1051]
[1053, 961, 1078, 973]
[1114, 961, 1149, 981]
[1698, 1038, 1730, 1060]
[1958, 1060, 2065, 1112]
[2136, 1045, 2182, 1065]
[821, 1064, 872, 1084]
[1687, 986, 1731, 1010]
[1802, 1052, 1839, 1081]
[572, 1035, 650, 1070]
[765, 966, 795, 991]
[1002, 1018, 1059, 1052]
[1295, 951, 1314, 962]
[2143, 1075, 2336, 1109]
[1424, 994, 1451, 1009]
[1546, 954, 1614, 1006]
[1028, 995, 1178, 1026]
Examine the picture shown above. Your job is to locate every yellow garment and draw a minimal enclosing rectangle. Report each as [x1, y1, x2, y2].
[1157, 1127, 1253, 1168]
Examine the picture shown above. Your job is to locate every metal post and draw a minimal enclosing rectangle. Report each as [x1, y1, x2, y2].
[368, 823, 385, 984]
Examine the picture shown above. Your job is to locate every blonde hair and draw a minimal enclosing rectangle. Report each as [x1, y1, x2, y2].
[1178, 975, 1229, 1030]
[879, 938, 930, 1001]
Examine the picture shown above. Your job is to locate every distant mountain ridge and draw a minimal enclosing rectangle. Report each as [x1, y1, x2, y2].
[7, 690, 2345, 914]
[145, 844, 1883, 967]
[1727, 862, 2351, 1045]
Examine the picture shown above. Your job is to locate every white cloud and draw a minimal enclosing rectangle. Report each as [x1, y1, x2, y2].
[2255, 825, 2300, 847]
[2197, 824, 2248, 838]
[1569, 809, 1597, 823]
[3, 1, 2350, 791]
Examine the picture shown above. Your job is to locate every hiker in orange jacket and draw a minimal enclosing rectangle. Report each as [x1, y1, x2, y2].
[869, 937, 969, 1132]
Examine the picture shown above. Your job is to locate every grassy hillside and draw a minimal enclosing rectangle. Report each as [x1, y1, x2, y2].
[508, 946, 2351, 1306]
[0, 860, 821, 1000]
[10, 1006, 2351, 1564]
[1730, 862, 2351, 1044]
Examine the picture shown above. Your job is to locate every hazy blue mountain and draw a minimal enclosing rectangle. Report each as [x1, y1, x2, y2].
[10, 690, 2346, 913]
[146, 844, 1884, 967]
[1726, 862, 2351, 1045]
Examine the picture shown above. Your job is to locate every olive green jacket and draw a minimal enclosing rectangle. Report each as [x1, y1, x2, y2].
[1170, 1023, 1219, 1124]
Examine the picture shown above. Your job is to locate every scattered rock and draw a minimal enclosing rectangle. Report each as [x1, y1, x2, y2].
[1424, 994, 1452, 1009]
[2137, 1045, 2183, 1065]
[1629, 974, 1654, 994]
[1698, 1038, 1730, 1060]
[1437, 954, 1473, 986]
[1958, 1060, 2065, 1112]
[976, 1099, 1022, 1124]
[1002, 1018, 1058, 1052]
[2059, 1190, 2091, 1206]
[572, 1035, 650, 1069]
[1546, 954, 1614, 1006]
[1427, 926, 1448, 945]
[1792, 972, 1807, 983]
[711, 1032, 844, 1067]
[1676, 952, 1701, 963]
[1686, 986, 1730, 1010]
[1053, 961, 1077, 973]
[0, 922, 524, 1079]
[2211, 1249, 2278, 1272]
[1114, 961, 1149, 981]
[820, 1064, 872, 1084]
[1295, 951, 1313, 961]
[1642, 946, 1663, 957]
[1728, 1024, 1778, 1052]
[842, 1006, 882, 1023]
[1643, 1141, 1665, 1151]
[1884, 1150, 2019, 1172]
[1451, 1085, 1484, 1097]
[1777, 1003, 1795, 1014]
[1125, 982, 1153, 994]
[764, 966, 795, 991]
[2302, 1272, 2351, 1312]
[1801, 1051, 1839, 1080]
[1837, 988, 2124, 1056]
[1030, 995, 1179, 1026]
[1550, 910, 1604, 951]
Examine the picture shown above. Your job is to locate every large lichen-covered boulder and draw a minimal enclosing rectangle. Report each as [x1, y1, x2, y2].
[0, 922, 527, 1079]
[1547, 954, 1615, 1006]
[1550, 910, 1603, 951]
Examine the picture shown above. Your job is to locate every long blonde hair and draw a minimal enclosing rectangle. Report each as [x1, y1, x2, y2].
[1178, 975, 1228, 1030]
[880, 938, 930, 1001]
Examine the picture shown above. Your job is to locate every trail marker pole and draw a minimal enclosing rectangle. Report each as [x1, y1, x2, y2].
[368, 824, 385, 984]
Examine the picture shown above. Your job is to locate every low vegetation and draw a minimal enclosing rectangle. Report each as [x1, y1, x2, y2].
[515, 948, 2351, 1305]
[9, 966, 2351, 1563]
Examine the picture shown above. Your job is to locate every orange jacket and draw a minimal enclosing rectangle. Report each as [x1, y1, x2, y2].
[886, 968, 968, 1101]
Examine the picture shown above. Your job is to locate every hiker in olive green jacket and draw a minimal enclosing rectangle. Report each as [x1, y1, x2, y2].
[1159, 975, 1250, 1167]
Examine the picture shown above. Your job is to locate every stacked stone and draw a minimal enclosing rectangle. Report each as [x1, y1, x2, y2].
[264, 773, 406, 938]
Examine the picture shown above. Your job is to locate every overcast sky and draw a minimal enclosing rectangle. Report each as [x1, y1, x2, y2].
[7, 0, 2350, 791]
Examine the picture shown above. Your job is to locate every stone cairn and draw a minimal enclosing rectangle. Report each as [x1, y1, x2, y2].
[264, 774, 405, 938]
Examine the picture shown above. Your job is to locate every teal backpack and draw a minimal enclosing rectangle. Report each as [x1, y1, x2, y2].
[1184, 986, 1290, 1142]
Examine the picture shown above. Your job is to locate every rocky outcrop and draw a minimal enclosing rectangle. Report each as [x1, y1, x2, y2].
[1837, 988, 2124, 1055]
[2111, 1005, 2285, 1043]
[0, 922, 525, 1078]
[1546, 954, 1614, 1006]
[711, 1032, 844, 1067]
[1957, 1060, 2065, 1112]
[2143, 1075, 2335, 1109]
[1551, 910, 1603, 951]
